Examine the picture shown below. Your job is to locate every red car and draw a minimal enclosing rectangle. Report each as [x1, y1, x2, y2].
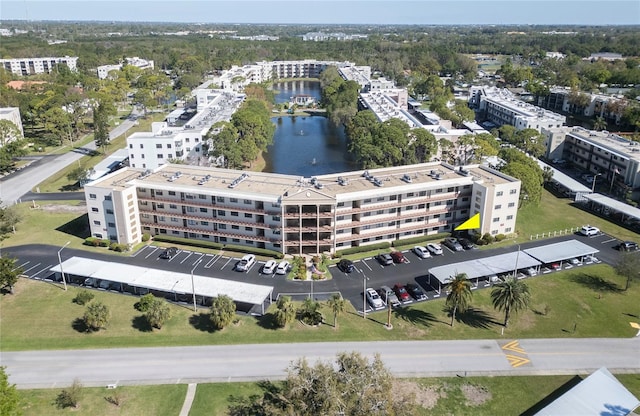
[390, 251, 407, 263]
[393, 284, 411, 302]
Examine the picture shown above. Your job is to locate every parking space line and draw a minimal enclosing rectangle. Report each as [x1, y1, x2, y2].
[220, 257, 233, 270]
[31, 264, 54, 278]
[145, 247, 159, 259]
[14, 261, 30, 271]
[202, 254, 216, 268]
[180, 252, 193, 264]
[601, 238, 617, 244]
[130, 246, 149, 257]
[361, 260, 373, 272]
[21, 263, 42, 275]
[191, 254, 205, 266]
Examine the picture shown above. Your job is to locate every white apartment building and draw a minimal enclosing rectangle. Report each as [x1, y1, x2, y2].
[85, 162, 520, 255]
[0, 107, 24, 146]
[126, 90, 244, 170]
[0, 56, 78, 76]
[97, 57, 155, 79]
[542, 87, 626, 124]
[470, 86, 566, 132]
[542, 126, 640, 190]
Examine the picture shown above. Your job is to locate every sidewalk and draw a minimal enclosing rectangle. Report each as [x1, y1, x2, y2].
[179, 383, 197, 416]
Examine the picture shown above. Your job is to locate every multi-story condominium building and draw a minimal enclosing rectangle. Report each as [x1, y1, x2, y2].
[96, 57, 155, 79]
[540, 87, 626, 125]
[84, 162, 520, 255]
[542, 126, 640, 191]
[0, 56, 78, 76]
[469, 86, 566, 132]
[126, 89, 244, 170]
[0, 107, 24, 146]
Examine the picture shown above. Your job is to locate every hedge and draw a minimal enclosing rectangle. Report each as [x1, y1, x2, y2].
[391, 232, 451, 248]
[84, 237, 110, 247]
[152, 236, 283, 259]
[334, 242, 391, 257]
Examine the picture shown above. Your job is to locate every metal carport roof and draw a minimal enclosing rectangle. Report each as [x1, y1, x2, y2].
[428, 251, 541, 284]
[582, 193, 640, 221]
[50, 257, 273, 306]
[536, 160, 592, 194]
[535, 367, 640, 416]
[523, 239, 599, 264]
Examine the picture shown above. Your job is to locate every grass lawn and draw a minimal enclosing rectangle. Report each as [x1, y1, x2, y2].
[2, 263, 638, 351]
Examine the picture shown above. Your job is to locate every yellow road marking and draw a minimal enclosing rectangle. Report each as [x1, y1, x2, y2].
[505, 354, 531, 368]
[630, 322, 640, 329]
[502, 340, 526, 354]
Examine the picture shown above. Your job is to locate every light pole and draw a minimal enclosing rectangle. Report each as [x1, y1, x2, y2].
[386, 289, 392, 328]
[361, 268, 367, 320]
[57, 241, 70, 291]
[191, 259, 202, 312]
[513, 244, 521, 278]
[591, 173, 602, 193]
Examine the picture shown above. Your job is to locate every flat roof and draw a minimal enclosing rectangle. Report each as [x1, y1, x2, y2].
[50, 257, 273, 305]
[536, 160, 592, 193]
[523, 239, 599, 264]
[428, 251, 541, 284]
[535, 367, 640, 416]
[88, 162, 518, 201]
[583, 193, 640, 221]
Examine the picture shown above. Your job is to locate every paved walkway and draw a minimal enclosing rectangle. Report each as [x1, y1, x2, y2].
[179, 383, 197, 416]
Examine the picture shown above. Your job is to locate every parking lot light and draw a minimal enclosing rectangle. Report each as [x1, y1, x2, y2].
[591, 172, 602, 193]
[57, 241, 71, 291]
[191, 259, 202, 312]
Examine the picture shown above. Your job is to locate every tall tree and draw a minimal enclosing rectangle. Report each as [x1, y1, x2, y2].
[491, 277, 531, 327]
[209, 295, 236, 330]
[0, 203, 21, 238]
[0, 257, 23, 294]
[615, 253, 640, 291]
[93, 99, 115, 154]
[0, 367, 20, 416]
[145, 298, 172, 329]
[0, 120, 21, 147]
[326, 294, 346, 330]
[445, 272, 472, 327]
[83, 301, 110, 332]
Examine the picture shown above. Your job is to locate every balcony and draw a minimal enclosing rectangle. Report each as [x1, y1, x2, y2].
[140, 220, 278, 243]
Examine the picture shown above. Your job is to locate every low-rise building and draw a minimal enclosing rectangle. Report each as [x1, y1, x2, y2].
[84, 162, 520, 254]
[97, 57, 155, 79]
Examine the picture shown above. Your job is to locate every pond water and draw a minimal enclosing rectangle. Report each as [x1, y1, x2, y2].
[264, 81, 355, 176]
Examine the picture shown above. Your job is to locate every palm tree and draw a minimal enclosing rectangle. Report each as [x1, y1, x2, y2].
[445, 273, 472, 327]
[593, 116, 608, 131]
[326, 294, 346, 329]
[274, 296, 296, 328]
[491, 277, 531, 327]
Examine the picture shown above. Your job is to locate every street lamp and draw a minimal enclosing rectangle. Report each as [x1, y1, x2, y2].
[513, 244, 521, 278]
[386, 289, 393, 329]
[360, 268, 368, 320]
[591, 173, 602, 193]
[57, 241, 70, 291]
[191, 259, 202, 312]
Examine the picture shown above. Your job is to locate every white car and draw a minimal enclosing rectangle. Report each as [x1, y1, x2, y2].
[426, 243, 443, 256]
[365, 288, 384, 309]
[413, 246, 431, 259]
[262, 260, 277, 274]
[579, 225, 600, 236]
[569, 258, 581, 266]
[236, 254, 256, 272]
[275, 261, 290, 275]
[524, 267, 538, 276]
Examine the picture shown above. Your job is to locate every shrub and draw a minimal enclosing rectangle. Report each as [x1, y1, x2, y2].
[494, 234, 506, 242]
[141, 233, 151, 242]
[55, 379, 83, 409]
[73, 290, 94, 305]
[335, 242, 391, 257]
[482, 233, 495, 244]
[109, 243, 129, 252]
[135, 293, 156, 312]
[83, 237, 109, 247]
[391, 233, 451, 248]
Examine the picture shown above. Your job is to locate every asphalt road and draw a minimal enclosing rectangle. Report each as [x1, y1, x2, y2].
[0, 110, 139, 207]
[3, 337, 639, 388]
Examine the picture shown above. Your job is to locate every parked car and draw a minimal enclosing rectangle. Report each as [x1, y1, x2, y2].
[337, 259, 355, 273]
[159, 246, 178, 259]
[443, 237, 464, 252]
[376, 253, 393, 266]
[579, 225, 600, 236]
[406, 283, 427, 301]
[412, 245, 431, 259]
[378, 285, 400, 307]
[524, 267, 538, 276]
[235, 254, 256, 272]
[457, 238, 476, 250]
[426, 243, 443, 255]
[365, 288, 384, 309]
[550, 262, 561, 270]
[390, 251, 407, 263]
[393, 284, 411, 302]
[262, 260, 277, 274]
[569, 258, 581, 266]
[617, 241, 638, 251]
[276, 261, 290, 275]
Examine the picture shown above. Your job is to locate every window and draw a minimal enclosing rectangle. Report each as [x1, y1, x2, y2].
[507, 215, 514, 220]
[508, 202, 515, 208]
[104, 195, 112, 201]
[231, 211, 239, 217]
[156, 144, 162, 149]
[156, 191, 163, 196]
[93, 220, 101, 225]
[510, 189, 517, 194]
[171, 217, 179, 222]
[243, 199, 251, 205]
[364, 198, 372, 203]
[495, 204, 502, 210]
[157, 203, 164, 209]
[200, 207, 208, 213]
[245, 227, 253, 231]
[89, 193, 96, 199]
[232, 225, 239, 230]
[91, 207, 99, 212]
[230, 198, 238, 203]
[167, 154, 173, 159]
[493, 217, 500, 223]
[406, 192, 414, 197]
[496, 191, 503, 196]
[107, 222, 115, 227]
[377, 197, 385, 201]
[129, 144, 133, 149]
[216, 196, 225, 203]
[505, 227, 512, 233]
[140, 144, 144, 149]
[157, 154, 163, 159]
[273, 215, 280, 221]
[492, 230, 498, 235]
[217, 210, 226, 216]
[167, 144, 172, 149]
[199, 194, 207, 200]
[244, 213, 252, 218]
[106, 209, 113, 214]
[185, 138, 190, 143]
[201, 221, 209, 226]
[336, 215, 345, 221]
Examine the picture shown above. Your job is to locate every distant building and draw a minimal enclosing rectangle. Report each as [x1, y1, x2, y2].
[587, 52, 624, 62]
[97, 57, 154, 79]
[0, 56, 78, 76]
[0, 107, 24, 146]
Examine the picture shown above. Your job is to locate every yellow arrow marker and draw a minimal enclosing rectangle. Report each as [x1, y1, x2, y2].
[630, 322, 640, 329]
[455, 213, 480, 231]
[502, 340, 526, 354]
[505, 354, 531, 368]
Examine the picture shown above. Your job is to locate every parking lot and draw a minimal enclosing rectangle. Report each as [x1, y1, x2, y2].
[8, 230, 626, 316]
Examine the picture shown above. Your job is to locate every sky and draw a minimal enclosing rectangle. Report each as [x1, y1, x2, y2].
[1, 0, 639, 26]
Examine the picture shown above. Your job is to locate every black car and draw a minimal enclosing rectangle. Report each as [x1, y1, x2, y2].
[337, 258, 355, 273]
[617, 241, 638, 251]
[458, 238, 476, 250]
[159, 247, 178, 259]
[443, 237, 464, 252]
[406, 283, 427, 301]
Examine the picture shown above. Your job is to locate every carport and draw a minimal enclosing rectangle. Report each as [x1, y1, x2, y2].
[50, 257, 274, 315]
[523, 239, 599, 270]
[537, 160, 592, 201]
[427, 251, 541, 295]
[581, 193, 640, 224]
